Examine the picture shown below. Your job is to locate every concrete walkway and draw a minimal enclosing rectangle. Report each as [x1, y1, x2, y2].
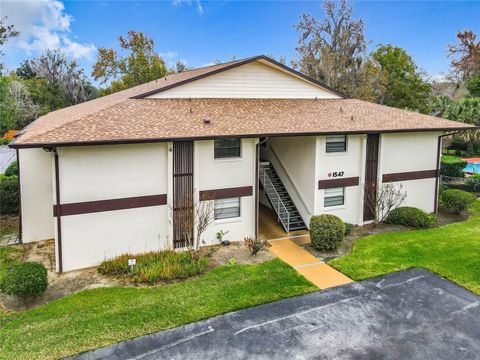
[269, 237, 352, 289]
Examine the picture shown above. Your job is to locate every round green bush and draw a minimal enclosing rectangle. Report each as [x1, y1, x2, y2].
[386, 206, 437, 228]
[4, 161, 18, 176]
[344, 222, 354, 236]
[0, 262, 48, 297]
[466, 174, 480, 191]
[441, 189, 476, 213]
[440, 156, 467, 178]
[309, 214, 345, 251]
[0, 174, 18, 214]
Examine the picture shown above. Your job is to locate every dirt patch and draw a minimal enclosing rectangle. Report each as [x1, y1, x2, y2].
[0, 216, 19, 245]
[0, 240, 119, 312]
[202, 241, 275, 266]
[1, 239, 275, 312]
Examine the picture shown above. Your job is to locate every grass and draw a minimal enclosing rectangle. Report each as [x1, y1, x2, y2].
[441, 154, 464, 163]
[330, 200, 480, 295]
[0, 259, 317, 359]
[98, 250, 209, 283]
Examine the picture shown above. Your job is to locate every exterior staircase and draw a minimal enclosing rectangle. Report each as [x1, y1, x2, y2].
[259, 161, 307, 232]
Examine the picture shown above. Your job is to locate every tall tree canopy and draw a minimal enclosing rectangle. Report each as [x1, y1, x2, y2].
[294, 0, 367, 97]
[0, 17, 19, 72]
[372, 45, 431, 113]
[92, 31, 167, 95]
[448, 30, 480, 83]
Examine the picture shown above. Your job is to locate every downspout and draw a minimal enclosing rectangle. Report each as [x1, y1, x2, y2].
[434, 131, 459, 213]
[16, 149, 22, 243]
[53, 148, 63, 273]
[255, 137, 269, 238]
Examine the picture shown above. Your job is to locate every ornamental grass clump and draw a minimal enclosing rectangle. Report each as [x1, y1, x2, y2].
[98, 250, 208, 284]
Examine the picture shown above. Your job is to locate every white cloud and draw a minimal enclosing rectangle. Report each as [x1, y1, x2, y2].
[172, 0, 203, 14]
[1, 0, 96, 60]
[160, 51, 178, 60]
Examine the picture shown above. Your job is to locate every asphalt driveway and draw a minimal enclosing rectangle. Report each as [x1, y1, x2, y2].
[73, 268, 480, 360]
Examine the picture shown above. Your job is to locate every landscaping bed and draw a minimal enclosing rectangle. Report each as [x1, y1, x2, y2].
[329, 200, 480, 295]
[302, 207, 469, 261]
[0, 259, 317, 360]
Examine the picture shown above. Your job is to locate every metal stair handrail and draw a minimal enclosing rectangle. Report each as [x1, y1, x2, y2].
[259, 162, 290, 232]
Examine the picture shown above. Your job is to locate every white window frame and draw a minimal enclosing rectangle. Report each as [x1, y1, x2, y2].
[214, 197, 241, 220]
[324, 187, 345, 207]
[326, 135, 347, 153]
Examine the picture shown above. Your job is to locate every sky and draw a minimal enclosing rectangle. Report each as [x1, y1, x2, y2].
[1, 0, 479, 83]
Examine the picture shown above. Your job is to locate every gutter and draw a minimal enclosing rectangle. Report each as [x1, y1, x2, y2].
[255, 137, 269, 238]
[8, 126, 478, 149]
[434, 131, 460, 213]
[16, 149, 22, 243]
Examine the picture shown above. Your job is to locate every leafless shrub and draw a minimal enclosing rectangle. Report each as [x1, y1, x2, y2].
[366, 183, 407, 224]
[244, 236, 271, 256]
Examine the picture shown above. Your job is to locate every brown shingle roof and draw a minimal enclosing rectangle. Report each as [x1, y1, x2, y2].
[12, 98, 475, 147]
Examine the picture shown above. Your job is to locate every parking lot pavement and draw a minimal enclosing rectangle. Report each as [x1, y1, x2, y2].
[72, 268, 480, 360]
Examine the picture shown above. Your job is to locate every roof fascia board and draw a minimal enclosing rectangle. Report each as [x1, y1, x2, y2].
[9, 126, 477, 149]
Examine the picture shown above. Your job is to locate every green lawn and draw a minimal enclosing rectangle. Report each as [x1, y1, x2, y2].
[330, 201, 480, 294]
[0, 246, 25, 278]
[0, 259, 317, 360]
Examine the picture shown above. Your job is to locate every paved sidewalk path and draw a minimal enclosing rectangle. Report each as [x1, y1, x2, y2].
[269, 237, 352, 289]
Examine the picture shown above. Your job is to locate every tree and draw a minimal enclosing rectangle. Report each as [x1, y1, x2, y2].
[0, 76, 16, 135]
[448, 30, 480, 82]
[0, 17, 19, 55]
[92, 30, 167, 94]
[294, 0, 367, 97]
[372, 45, 431, 113]
[16, 60, 37, 80]
[444, 97, 480, 152]
[8, 79, 39, 129]
[466, 74, 480, 97]
[0, 17, 19, 73]
[174, 60, 189, 73]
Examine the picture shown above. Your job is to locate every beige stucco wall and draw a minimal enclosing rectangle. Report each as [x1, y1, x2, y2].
[195, 138, 257, 246]
[148, 62, 341, 99]
[379, 132, 441, 213]
[18, 148, 54, 243]
[315, 135, 365, 225]
[55, 143, 169, 271]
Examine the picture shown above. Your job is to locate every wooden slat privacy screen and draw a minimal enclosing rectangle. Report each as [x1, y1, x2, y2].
[173, 141, 194, 248]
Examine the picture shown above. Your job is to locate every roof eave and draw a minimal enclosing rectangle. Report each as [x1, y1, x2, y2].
[9, 126, 477, 149]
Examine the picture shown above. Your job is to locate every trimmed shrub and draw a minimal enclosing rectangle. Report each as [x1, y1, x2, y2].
[0, 174, 18, 215]
[309, 214, 345, 251]
[441, 189, 476, 213]
[466, 174, 480, 191]
[0, 262, 48, 297]
[440, 156, 467, 178]
[4, 161, 18, 177]
[98, 250, 208, 284]
[386, 206, 437, 228]
[344, 223, 354, 236]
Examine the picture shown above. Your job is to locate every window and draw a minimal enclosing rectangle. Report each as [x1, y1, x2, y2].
[324, 188, 345, 207]
[214, 197, 241, 220]
[214, 138, 241, 158]
[326, 135, 347, 153]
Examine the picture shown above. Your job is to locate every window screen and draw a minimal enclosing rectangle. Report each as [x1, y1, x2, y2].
[214, 197, 241, 220]
[214, 138, 241, 158]
[326, 135, 347, 153]
[324, 188, 345, 207]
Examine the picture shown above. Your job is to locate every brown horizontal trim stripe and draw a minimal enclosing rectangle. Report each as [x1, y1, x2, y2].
[200, 186, 253, 201]
[53, 194, 167, 217]
[382, 170, 438, 183]
[318, 176, 359, 189]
